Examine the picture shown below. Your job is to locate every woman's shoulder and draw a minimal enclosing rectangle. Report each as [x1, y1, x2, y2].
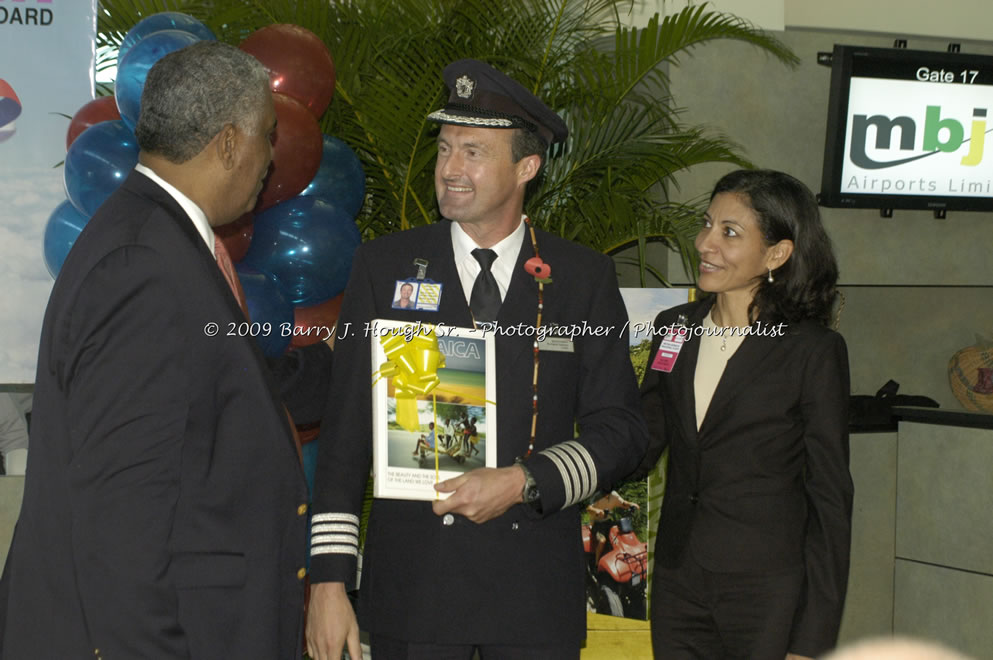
[783, 318, 841, 337]
[782, 318, 848, 354]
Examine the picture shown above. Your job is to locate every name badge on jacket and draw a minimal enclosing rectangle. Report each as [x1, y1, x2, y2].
[650, 328, 686, 373]
[538, 336, 574, 353]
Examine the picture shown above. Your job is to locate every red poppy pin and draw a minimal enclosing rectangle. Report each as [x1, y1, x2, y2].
[525, 256, 552, 284]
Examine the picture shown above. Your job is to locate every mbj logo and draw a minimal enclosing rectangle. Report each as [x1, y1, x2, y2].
[0, 0, 54, 27]
[849, 106, 990, 169]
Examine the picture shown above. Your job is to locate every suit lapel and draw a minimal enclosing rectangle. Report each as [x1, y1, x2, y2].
[670, 300, 710, 447]
[697, 321, 781, 436]
[125, 171, 301, 465]
[124, 172, 245, 324]
[494, 228, 538, 370]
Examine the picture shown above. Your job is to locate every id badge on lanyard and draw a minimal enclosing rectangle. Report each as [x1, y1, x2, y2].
[650, 315, 689, 373]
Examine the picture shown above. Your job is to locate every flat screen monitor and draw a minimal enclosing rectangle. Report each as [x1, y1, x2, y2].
[819, 44, 993, 211]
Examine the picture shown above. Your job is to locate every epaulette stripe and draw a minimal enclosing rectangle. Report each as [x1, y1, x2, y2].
[312, 513, 359, 525]
[540, 446, 575, 506]
[311, 523, 358, 535]
[311, 545, 359, 557]
[541, 441, 598, 506]
[311, 534, 359, 547]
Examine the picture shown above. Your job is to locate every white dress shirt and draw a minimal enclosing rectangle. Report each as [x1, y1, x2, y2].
[134, 163, 215, 257]
[450, 216, 527, 306]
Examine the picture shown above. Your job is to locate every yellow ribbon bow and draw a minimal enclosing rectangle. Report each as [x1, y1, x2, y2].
[376, 326, 446, 431]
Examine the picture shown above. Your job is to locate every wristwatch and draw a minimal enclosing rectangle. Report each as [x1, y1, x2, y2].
[516, 459, 541, 511]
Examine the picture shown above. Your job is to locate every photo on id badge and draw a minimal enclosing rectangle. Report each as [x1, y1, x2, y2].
[392, 279, 442, 312]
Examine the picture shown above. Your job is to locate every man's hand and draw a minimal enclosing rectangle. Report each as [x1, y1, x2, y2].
[432, 466, 526, 523]
[620, 499, 640, 511]
[305, 582, 361, 660]
[786, 654, 814, 660]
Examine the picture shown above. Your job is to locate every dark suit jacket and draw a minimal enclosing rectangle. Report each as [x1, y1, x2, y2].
[309, 220, 648, 646]
[0, 172, 309, 659]
[638, 298, 853, 657]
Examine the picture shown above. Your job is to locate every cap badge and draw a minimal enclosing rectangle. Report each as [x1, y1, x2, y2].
[455, 74, 475, 99]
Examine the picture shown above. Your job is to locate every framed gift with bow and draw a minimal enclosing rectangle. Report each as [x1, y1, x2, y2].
[370, 319, 497, 500]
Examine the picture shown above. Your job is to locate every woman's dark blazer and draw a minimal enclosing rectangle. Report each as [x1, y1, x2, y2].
[639, 297, 853, 657]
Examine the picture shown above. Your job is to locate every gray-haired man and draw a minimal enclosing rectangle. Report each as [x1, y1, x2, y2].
[0, 42, 311, 659]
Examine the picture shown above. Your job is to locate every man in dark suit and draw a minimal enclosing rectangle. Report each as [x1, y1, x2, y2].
[305, 59, 649, 660]
[0, 42, 311, 659]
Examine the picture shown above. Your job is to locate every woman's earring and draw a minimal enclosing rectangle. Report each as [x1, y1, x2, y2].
[767, 268, 774, 283]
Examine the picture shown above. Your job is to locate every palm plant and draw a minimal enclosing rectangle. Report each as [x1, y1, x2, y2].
[96, 0, 798, 283]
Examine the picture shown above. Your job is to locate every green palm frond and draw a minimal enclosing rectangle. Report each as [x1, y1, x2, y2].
[606, 5, 798, 105]
[95, 0, 798, 280]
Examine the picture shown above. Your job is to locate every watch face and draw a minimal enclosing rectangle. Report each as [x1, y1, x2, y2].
[525, 485, 540, 503]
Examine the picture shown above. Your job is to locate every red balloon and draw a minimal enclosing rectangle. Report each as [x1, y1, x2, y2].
[257, 93, 323, 212]
[240, 24, 335, 119]
[66, 97, 121, 151]
[214, 212, 254, 263]
[290, 294, 343, 348]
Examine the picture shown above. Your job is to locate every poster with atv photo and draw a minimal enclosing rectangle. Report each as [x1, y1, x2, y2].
[581, 288, 692, 619]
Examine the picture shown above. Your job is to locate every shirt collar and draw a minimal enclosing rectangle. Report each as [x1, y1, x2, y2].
[450, 216, 526, 301]
[134, 163, 215, 257]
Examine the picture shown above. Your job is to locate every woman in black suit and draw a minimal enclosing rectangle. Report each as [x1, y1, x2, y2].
[640, 170, 852, 660]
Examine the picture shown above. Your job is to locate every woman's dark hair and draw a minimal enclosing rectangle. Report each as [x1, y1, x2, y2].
[710, 169, 839, 326]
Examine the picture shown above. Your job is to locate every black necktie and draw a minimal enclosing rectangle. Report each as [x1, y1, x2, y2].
[470, 248, 501, 323]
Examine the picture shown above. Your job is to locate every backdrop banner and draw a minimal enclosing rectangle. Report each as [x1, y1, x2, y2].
[0, 0, 97, 382]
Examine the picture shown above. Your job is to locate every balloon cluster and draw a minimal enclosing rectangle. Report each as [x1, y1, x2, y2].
[47, 13, 367, 359]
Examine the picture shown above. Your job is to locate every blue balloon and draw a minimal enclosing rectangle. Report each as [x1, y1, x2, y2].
[299, 135, 366, 217]
[242, 196, 361, 306]
[64, 120, 139, 217]
[234, 264, 294, 357]
[115, 29, 201, 131]
[117, 12, 215, 65]
[43, 200, 91, 278]
[302, 439, 319, 497]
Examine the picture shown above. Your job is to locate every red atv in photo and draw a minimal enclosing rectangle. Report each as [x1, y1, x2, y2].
[582, 491, 648, 619]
